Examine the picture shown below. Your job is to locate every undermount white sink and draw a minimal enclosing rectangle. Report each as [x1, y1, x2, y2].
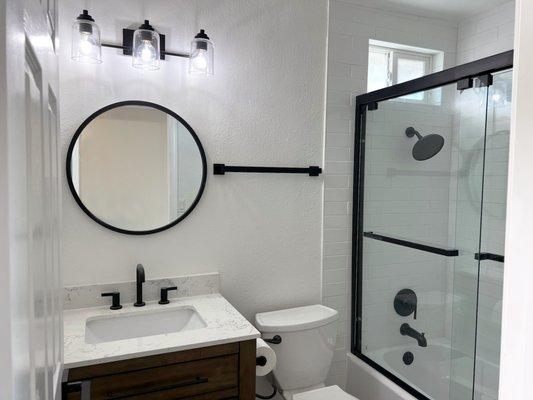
[85, 306, 207, 344]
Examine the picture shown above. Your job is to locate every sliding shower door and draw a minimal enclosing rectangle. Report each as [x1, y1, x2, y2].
[354, 78, 494, 400]
[471, 69, 511, 400]
[448, 81, 491, 400]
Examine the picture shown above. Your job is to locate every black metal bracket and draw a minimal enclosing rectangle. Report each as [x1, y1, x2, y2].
[213, 164, 322, 177]
[263, 335, 282, 344]
[101, 29, 190, 59]
[475, 73, 494, 87]
[457, 77, 473, 91]
[367, 101, 378, 111]
[363, 231, 459, 257]
[475, 252, 504, 263]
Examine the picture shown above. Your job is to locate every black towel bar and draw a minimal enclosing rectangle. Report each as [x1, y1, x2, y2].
[213, 164, 322, 176]
[363, 231, 459, 257]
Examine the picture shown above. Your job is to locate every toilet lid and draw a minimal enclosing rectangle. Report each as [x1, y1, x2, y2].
[293, 385, 358, 400]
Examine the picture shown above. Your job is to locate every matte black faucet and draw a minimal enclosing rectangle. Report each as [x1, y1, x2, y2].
[400, 323, 427, 347]
[134, 263, 146, 307]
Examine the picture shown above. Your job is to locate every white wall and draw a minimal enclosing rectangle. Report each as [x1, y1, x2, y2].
[59, 0, 328, 321]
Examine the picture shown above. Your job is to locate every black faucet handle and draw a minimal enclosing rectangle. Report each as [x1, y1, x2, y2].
[102, 292, 122, 310]
[159, 286, 178, 304]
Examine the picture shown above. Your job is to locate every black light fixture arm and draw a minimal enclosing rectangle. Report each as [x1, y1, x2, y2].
[101, 42, 190, 58]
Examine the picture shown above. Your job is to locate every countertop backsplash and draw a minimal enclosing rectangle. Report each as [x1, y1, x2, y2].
[64, 272, 219, 310]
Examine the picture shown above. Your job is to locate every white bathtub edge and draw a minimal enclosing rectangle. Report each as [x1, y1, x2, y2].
[346, 353, 417, 400]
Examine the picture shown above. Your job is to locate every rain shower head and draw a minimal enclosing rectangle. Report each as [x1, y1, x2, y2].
[405, 127, 444, 161]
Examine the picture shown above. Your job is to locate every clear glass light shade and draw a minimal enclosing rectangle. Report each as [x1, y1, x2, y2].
[189, 38, 214, 75]
[71, 20, 102, 64]
[132, 29, 160, 70]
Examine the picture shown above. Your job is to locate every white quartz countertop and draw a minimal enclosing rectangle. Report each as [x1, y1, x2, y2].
[64, 293, 260, 368]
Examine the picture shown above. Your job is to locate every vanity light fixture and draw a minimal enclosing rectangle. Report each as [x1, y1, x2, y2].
[71, 10, 214, 75]
[132, 20, 160, 70]
[71, 10, 102, 64]
[189, 29, 214, 75]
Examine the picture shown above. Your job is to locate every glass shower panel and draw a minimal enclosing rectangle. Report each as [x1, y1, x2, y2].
[448, 81, 491, 400]
[472, 70, 512, 400]
[359, 81, 489, 400]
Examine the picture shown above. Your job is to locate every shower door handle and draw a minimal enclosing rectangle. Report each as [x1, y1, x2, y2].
[474, 252, 504, 263]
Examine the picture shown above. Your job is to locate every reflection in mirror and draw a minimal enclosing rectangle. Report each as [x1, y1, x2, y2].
[68, 103, 206, 234]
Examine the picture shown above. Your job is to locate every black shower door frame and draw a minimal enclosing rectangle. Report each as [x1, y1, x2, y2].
[351, 50, 514, 400]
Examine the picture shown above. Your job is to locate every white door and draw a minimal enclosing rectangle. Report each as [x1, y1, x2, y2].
[0, 0, 61, 399]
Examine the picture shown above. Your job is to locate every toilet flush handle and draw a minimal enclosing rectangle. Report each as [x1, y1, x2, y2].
[263, 335, 282, 344]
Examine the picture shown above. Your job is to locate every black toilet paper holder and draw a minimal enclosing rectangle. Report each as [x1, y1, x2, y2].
[256, 356, 267, 366]
[263, 335, 282, 344]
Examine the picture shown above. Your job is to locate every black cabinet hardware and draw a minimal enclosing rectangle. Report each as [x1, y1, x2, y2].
[475, 252, 504, 263]
[106, 376, 208, 399]
[213, 164, 322, 176]
[263, 335, 282, 344]
[159, 286, 178, 304]
[363, 232, 459, 257]
[101, 292, 122, 310]
[62, 380, 91, 400]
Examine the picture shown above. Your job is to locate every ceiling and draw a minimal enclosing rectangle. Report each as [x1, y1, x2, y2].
[347, 0, 511, 21]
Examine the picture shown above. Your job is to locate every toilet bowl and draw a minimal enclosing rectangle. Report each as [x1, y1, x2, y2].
[255, 304, 358, 400]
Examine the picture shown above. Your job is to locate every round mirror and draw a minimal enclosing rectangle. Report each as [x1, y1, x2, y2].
[66, 101, 207, 235]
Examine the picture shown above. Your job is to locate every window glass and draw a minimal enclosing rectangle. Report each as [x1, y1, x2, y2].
[367, 50, 389, 92]
[367, 44, 435, 103]
[397, 57, 427, 100]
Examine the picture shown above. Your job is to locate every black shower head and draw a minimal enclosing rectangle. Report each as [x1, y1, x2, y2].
[405, 127, 444, 161]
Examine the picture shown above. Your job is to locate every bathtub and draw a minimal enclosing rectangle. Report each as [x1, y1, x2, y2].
[345, 339, 499, 400]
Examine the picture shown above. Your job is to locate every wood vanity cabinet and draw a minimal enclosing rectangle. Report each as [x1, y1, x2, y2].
[62, 340, 256, 400]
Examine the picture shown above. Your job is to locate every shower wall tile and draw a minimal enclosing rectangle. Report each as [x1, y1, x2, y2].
[457, 1, 515, 64]
[324, 0, 458, 387]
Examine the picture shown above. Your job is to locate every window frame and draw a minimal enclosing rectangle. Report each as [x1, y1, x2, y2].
[368, 45, 433, 103]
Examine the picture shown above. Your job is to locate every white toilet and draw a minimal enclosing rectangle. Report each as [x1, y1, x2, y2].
[255, 304, 358, 400]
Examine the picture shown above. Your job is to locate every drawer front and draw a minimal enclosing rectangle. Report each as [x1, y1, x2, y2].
[90, 354, 238, 400]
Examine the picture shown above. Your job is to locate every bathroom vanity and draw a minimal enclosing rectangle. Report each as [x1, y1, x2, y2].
[63, 341, 255, 399]
[62, 290, 260, 400]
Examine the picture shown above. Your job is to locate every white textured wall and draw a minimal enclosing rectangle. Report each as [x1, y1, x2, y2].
[59, 0, 328, 321]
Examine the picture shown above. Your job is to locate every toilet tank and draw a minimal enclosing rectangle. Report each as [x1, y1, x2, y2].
[255, 305, 339, 391]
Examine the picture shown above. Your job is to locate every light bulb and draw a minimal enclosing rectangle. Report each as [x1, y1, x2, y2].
[79, 33, 93, 56]
[191, 50, 208, 72]
[132, 21, 160, 70]
[140, 41, 156, 63]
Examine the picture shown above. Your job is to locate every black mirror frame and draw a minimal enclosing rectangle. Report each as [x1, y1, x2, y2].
[66, 100, 207, 235]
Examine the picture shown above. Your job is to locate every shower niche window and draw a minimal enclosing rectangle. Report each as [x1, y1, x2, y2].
[352, 52, 512, 400]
